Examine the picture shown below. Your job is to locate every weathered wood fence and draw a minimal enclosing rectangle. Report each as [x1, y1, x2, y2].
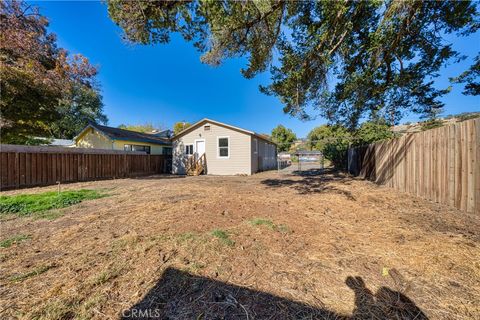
[0, 145, 171, 190]
[348, 118, 479, 213]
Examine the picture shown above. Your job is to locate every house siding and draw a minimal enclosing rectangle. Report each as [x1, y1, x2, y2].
[256, 138, 277, 172]
[76, 128, 170, 155]
[112, 140, 170, 155]
[76, 128, 113, 149]
[173, 121, 252, 175]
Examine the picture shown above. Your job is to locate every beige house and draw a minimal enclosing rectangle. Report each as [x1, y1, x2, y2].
[172, 119, 277, 175]
[74, 124, 172, 155]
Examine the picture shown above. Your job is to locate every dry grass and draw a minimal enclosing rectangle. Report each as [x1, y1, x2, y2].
[0, 169, 479, 319]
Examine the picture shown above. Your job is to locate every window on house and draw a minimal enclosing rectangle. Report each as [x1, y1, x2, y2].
[163, 147, 172, 155]
[204, 125, 211, 131]
[218, 137, 229, 158]
[124, 144, 151, 154]
[185, 144, 194, 155]
[253, 138, 258, 154]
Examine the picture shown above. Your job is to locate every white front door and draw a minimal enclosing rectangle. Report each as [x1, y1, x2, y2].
[195, 140, 205, 159]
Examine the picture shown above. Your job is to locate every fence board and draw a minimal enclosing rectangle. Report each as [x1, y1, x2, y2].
[0, 145, 171, 190]
[349, 118, 479, 214]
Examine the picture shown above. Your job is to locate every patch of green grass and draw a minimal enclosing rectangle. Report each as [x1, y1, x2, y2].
[30, 297, 79, 320]
[211, 229, 235, 247]
[185, 261, 206, 273]
[249, 218, 290, 233]
[249, 218, 276, 229]
[9, 264, 55, 282]
[91, 267, 122, 286]
[0, 189, 107, 218]
[0, 234, 31, 248]
[33, 210, 65, 220]
[177, 232, 197, 242]
[77, 293, 107, 320]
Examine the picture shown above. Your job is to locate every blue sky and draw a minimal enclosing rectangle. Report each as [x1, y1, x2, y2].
[32, 1, 479, 138]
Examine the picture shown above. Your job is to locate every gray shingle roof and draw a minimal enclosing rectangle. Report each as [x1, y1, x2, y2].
[88, 124, 172, 146]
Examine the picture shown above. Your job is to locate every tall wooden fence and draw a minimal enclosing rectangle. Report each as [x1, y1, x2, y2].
[348, 118, 479, 214]
[0, 145, 171, 190]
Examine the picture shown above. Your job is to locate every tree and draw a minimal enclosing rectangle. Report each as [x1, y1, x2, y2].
[271, 125, 296, 152]
[51, 83, 107, 139]
[107, 0, 478, 128]
[0, 1, 106, 144]
[118, 123, 158, 133]
[307, 125, 351, 169]
[173, 121, 191, 135]
[353, 121, 394, 146]
[451, 53, 480, 96]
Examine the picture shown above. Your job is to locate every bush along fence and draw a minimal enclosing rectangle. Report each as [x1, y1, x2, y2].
[0, 145, 172, 190]
[348, 118, 479, 214]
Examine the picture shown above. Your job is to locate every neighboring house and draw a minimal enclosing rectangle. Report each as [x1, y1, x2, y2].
[172, 118, 277, 175]
[74, 124, 172, 155]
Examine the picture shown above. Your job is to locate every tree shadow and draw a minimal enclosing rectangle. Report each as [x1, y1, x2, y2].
[348, 135, 415, 186]
[121, 267, 428, 319]
[261, 168, 355, 200]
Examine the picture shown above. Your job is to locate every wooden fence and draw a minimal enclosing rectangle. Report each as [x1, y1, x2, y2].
[0, 145, 171, 190]
[348, 118, 479, 214]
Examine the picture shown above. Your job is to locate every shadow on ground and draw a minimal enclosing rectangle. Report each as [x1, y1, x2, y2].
[261, 168, 355, 199]
[121, 267, 428, 319]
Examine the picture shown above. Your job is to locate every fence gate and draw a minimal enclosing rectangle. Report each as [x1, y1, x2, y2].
[294, 151, 324, 173]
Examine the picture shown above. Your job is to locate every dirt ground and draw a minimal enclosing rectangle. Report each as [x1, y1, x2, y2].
[1, 168, 479, 319]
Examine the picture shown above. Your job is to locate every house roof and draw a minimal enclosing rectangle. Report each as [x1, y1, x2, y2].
[173, 118, 276, 145]
[75, 124, 172, 146]
[49, 138, 75, 146]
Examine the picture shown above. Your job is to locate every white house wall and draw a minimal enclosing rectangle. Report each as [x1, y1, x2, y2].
[172, 121, 252, 175]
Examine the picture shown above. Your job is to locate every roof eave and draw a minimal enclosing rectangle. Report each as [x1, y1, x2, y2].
[110, 137, 172, 146]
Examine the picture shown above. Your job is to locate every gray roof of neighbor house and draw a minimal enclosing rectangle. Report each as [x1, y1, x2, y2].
[76, 124, 172, 146]
[49, 138, 75, 146]
[35, 137, 74, 146]
[172, 118, 277, 145]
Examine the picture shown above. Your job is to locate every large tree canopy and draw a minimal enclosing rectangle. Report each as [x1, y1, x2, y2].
[108, 0, 478, 129]
[0, 0, 107, 144]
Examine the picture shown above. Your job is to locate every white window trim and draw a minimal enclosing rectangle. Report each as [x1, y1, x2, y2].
[185, 144, 194, 155]
[253, 138, 258, 154]
[217, 136, 230, 159]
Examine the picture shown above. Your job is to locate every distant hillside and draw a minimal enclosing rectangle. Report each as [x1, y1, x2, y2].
[393, 112, 480, 134]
